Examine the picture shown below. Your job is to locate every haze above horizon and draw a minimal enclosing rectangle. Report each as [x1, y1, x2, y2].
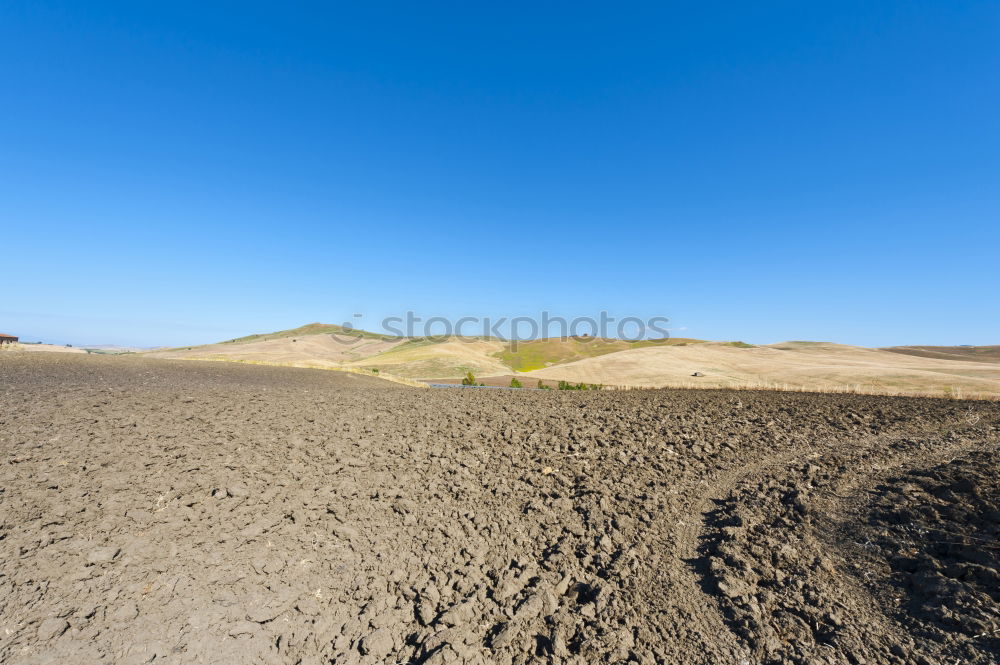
[3, 2, 998, 348]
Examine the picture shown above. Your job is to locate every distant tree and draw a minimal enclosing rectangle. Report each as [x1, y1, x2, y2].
[461, 371, 476, 386]
[510, 377, 523, 388]
[372, 368, 379, 374]
[556, 380, 599, 391]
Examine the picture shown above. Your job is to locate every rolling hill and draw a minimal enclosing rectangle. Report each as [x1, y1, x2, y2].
[345, 337, 511, 378]
[523, 341, 1000, 397]
[142, 324, 1000, 398]
[495, 336, 706, 371]
[881, 345, 1000, 363]
[145, 324, 406, 368]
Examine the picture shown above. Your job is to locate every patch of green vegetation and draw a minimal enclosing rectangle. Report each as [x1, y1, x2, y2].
[461, 371, 477, 386]
[557, 380, 602, 391]
[725, 341, 756, 348]
[510, 377, 523, 388]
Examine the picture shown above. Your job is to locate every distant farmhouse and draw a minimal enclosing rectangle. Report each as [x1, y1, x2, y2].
[0, 333, 18, 345]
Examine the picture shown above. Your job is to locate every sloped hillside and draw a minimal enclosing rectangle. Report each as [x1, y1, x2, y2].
[145, 325, 404, 367]
[524, 341, 1000, 397]
[494, 336, 705, 371]
[220, 322, 394, 344]
[881, 344, 1000, 363]
[143, 324, 1000, 396]
[348, 337, 510, 378]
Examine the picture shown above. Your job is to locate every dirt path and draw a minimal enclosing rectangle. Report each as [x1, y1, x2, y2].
[1, 354, 998, 665]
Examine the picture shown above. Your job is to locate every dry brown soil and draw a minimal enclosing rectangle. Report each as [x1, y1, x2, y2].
[1, 354, 998, 665]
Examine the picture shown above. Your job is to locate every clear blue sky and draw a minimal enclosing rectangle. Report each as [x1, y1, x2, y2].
[2, 2, 998, 347]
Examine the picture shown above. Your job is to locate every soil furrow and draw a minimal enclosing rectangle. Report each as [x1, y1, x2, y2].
[1, 353, 998, 665]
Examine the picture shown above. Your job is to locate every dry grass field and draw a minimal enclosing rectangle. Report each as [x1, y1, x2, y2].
[138, 325, 1000, 398]
[1, 342, 87, 354]
[523, 341, 1000, 398]
[146, 333, 406, 367]
[346, 338, 512, 378]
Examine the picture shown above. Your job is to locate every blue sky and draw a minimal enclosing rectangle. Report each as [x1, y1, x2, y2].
[2, 2, 998, 347]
